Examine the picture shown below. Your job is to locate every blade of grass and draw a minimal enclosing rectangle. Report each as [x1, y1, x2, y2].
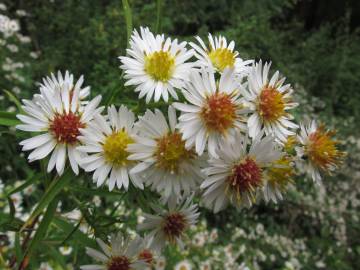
[21, 170, 72, 231]
[3, 89, 24, 113]
[122, 0, 133, 46]
[22, 197, 59, 263]
[0, 111, 21, 126]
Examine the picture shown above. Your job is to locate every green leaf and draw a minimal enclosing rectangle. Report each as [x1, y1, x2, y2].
[21, 170, 73, 230]
[0, 111, 21, 126]
[70, 185, 125, 197]
[122, 0, 133, 46]
[7, 173, 38, 196]
[53, 217, 95, 247]
[3, 89, 24, 113]
[15, 232, 23, 263]
[23, 197, 59, 260]
[0, 196, 16, 227]
[0, 217, 24, 231]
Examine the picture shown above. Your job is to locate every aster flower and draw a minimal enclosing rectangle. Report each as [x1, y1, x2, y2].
[201, 133, 282, 212]
[81, 233, 147, 270]
[262, 156, 295, 203]
[297, 120, 345, 183]
[190, 33, 253, 74]
[243, 61, 298, 142]
[174, 68, 248, 157]
[137, 195, 200, 250]
[119, 27, 194, 103]
[127, 106, 204, 199]
[77, 105, 143, 191]
[17, 71, 102, 175]
[137, 235, 157, 268]
[174, 260, 192, 270]
[39, 70, 90, 101]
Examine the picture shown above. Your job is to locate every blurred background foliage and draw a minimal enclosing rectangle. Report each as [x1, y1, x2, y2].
[0, 0, 360, 269]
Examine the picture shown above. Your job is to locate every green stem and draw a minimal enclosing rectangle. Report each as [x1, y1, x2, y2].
[156, 0, 163, 33]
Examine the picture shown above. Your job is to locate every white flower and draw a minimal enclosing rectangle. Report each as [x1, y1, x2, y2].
[59, 246, 73, 255]
[127, 106, 204, 199]
[17, 71, 102, 175]
[39, 262, 53, 270]
[119, 26, 194, 103]
[175, 260, 192, 270]
[243, 61, 298, 141]
[77, 105, 143, 191]
[154, 256, 166, 270]
[174, 68, 248, 157]
[190, 33, 253, 74]
[201, 133, 282, 212]
[81, 233, 147, 270]
[137, 195, 200, 250]
[262, 156, 295, 203]
[39, 70, 90, 101]
[296, 120, 344, 184]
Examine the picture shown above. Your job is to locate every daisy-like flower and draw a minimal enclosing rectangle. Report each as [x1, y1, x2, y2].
[119, 27, 194, 103]
[137, 235, 157, 268]
[39, 70, 90, 101]
[244, 61, 298, 142]
[137, 196, 200, 250]
[17, 71, 102, 175]
[174, 68, 248, 157]
[262, 156, 295, 203]
[77, 105, 143, 191]
[297, 120, 345, 183]
[81, 233, 147, 270]
[174, 260, 192, 270]
[201, 133, 282, 212]
[190, 33, 253, 74]
[127, 106, 204, 199]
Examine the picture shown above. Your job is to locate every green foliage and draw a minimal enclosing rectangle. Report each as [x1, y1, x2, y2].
[0, 0, 359, 269]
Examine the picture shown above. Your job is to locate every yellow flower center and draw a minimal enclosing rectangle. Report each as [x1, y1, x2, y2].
[103, 130, 134, 167]
[258, 86, 286, 122]
[144, 51, 175, 82]
[284, 135, 297, 154]
[208, 48, 235, 71]
[200, 92, 237, 134]
[155, 132, 195, 174]
[267, 157, 294, 190]
[306, 126, 344, 171]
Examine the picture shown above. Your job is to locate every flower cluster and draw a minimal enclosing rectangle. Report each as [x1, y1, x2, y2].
[15, 26, 345, 268]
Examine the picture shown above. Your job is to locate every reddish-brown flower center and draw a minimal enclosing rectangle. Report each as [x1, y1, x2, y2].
[200, 92, 237, 133]
[107, 256, 130, 270]
[138, 249, 153, 265]
[163, 212, 187, 241]
[228, 157, 262, 194]
[258, 86, 285, 122]
[49, 112, 84, 144]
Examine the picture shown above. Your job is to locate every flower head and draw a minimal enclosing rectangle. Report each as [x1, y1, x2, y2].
[262, 156, 295, 203]
[119, 27, 194, 103]
[201, 133, 282, 212]
[81, 233, 147, 270]
[127, 106, 204, 199]
[77, 105, 143, 191]
[244, 61, 298, 142]
[297, 121, 345, 183]
[137, 195, 200, 250]
[17, 71, 102, 175]
[190, 34, 252, 74]
[174, 68, 248, 157]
